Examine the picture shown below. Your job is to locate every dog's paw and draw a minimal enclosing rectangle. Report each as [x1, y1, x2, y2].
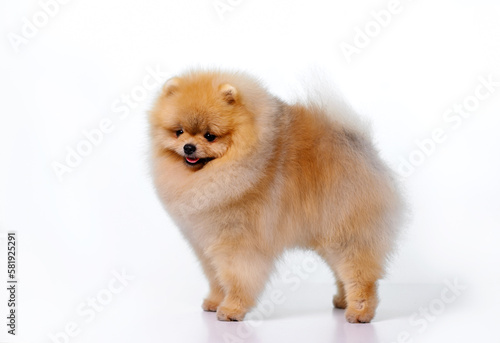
[202, 298, 220, 312]
[345, 300, 375, 323]
[216, 306, 246, 321]
[333, 294, 347, 309]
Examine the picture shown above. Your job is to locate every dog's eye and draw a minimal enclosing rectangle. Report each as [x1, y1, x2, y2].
[204, 132, 216, 142]
[175, 129, 183, 137]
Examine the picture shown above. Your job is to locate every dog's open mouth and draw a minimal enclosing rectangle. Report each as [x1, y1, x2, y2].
[184, 156, 214, 167]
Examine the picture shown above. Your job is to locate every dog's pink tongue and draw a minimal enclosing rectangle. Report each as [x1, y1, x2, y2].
[186, 157, 200, 163]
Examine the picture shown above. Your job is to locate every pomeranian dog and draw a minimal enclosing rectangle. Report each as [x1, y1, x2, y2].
[149, 70, 403, 323]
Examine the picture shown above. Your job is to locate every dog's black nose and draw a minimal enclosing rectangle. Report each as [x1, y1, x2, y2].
[183, 144, 196, 155]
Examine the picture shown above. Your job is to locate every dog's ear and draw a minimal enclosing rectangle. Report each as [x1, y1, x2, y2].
[219, 84, 238, 105]
[163, 77, 180, 96]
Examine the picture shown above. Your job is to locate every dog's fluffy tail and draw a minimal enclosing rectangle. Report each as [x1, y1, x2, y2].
[284, 69, 372, 139]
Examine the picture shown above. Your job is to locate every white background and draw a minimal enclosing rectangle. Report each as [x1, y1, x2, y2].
[1, 0, 499, 342]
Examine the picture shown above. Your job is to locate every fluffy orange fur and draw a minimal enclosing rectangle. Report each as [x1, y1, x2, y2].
[149, 70, 403, 323]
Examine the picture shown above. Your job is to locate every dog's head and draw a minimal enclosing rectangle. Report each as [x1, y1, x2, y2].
[150, 71, 260, 171]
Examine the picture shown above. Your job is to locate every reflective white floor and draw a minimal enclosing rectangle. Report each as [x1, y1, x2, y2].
[1, 266, 495, 343]
[162, 282, 491, 343]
